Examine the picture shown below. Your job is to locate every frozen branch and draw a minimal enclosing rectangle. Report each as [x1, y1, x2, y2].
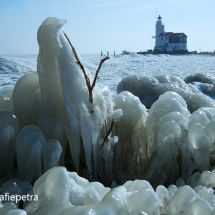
[64, 32, 109, 104]
[100, 119, 115, 149]
[91, 56, 109, 90]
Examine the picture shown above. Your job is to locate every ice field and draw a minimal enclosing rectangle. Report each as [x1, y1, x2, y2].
[0, 52, 215, 92]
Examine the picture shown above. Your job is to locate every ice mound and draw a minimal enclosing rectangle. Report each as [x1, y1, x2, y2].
[16, 125, 62, 182]
[117, 74, 215, 112]
[141, 92, 191, 187]
[113, 91, 149, 182]
[145, 91, 189, 156]
[12, 72, 41, 129]
[16, 125, 46, 182]
[188, 107, 215, 172]
[185, 73, 215, 98]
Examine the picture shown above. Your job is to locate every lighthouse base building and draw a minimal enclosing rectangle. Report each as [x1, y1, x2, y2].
[154, 15, 188, 53]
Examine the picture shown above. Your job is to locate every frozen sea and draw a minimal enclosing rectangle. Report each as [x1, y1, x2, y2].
[0, 53, 215, 93]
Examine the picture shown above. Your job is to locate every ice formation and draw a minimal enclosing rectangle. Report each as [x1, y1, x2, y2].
[12, 72, 41, 129]
[188, 107, 215, 172]
[0, 88, 13, 113]
[1, 16, 215, 214]
[185, 73, 215, 97]
[15, 125, 62, 182]
[0, 178, 33, 214]
[0, 111, 19, 179]
[2, 167, 215, 214]
[113, 91, 149, 182]
[16, 125, 46, 182]
[117, 74, 215, 112]
[42, 139, 62, 173]
[36, 17, 115, 183]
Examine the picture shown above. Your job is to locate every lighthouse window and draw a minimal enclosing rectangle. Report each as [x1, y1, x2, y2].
[166, 37, 167, 40]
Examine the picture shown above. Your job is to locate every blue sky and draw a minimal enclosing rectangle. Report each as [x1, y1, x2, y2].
[0, 0, 214, 55]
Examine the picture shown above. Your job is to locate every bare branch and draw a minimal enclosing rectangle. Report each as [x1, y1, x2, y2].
[63, 32, 109, 104]
[63, 32, 90, 88]
[91, 56, 109, 90]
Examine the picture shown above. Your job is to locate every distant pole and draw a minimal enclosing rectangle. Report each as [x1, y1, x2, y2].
[107, 51, 109, 56]
[114, 51, 115, 55]
[101, 51, 103, 56]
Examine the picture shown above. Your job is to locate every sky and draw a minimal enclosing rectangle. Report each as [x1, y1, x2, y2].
[0, 0, 215, 55]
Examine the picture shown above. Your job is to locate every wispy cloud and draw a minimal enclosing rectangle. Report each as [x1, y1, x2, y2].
[51, 0, 124, 16]
[55, 1, 167, 19]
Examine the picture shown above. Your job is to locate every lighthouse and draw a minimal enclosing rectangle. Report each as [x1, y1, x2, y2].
[155, 15, 165, 48]
[153, 15, 188, 53]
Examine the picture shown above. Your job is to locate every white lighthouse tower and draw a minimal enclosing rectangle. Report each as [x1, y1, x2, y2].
[154, 15, 165, 50]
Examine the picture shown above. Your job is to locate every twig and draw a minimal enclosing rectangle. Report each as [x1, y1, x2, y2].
[91, 56, 109, 89]
[63, 32, 90, 92]
[100, 119, 115, 149]
[63, 32, 109, 104]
